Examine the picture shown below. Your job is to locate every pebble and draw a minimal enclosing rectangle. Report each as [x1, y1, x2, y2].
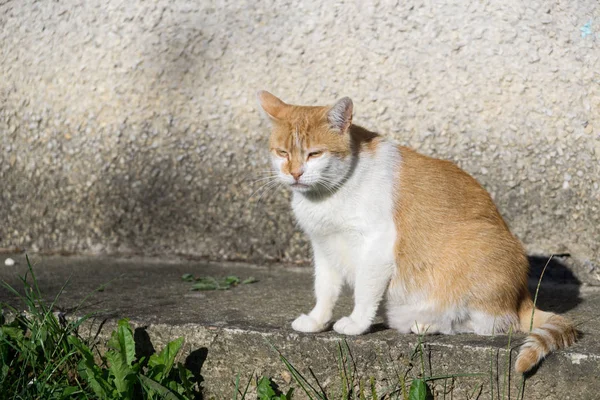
[4, 258, 15, 266]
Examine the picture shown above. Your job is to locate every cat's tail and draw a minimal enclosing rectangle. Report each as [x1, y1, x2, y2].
[515, 299, 577, 373]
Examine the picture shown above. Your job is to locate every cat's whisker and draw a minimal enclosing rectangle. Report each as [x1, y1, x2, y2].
[250, 175, 281, 183]
[318, 180, 338, 196]
[243, 173, 279, 182]
[241, 168, 277, 177]
[254, 180, 284, 207]
[318, 178, 344, 195]
[252, 177, 282, 199]
[248, 177, 280, 201]
[247, 170, 278, 176]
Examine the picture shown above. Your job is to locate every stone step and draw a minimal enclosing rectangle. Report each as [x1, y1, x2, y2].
[1, 254, 598, 399]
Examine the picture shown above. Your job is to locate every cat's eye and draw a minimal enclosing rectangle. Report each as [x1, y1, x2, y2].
[307, 151, 323, 159]
[275, 149, 288, 157]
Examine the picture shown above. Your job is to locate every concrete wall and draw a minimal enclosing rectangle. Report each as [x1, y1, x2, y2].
[1, 1, 599, 282]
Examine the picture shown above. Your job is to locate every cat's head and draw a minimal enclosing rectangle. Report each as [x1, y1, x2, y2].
[257, 91, 354, 194]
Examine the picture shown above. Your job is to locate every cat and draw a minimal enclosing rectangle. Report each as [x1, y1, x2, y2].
[257, 90, 576, 373]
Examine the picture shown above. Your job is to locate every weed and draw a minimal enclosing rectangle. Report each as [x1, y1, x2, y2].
[264, 336, 486, 400]
[71, 318, 199, 399]
[257, 376, 294, 400]
[181, 274, 258, 291]
[0, 255, 92, 399]
[2, 254, 554, 399]
[0, 256, 200, 399]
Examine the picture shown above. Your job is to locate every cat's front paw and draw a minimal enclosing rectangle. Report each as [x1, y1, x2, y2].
[292, 314, 326, 333]
[333, 316, 370, 335]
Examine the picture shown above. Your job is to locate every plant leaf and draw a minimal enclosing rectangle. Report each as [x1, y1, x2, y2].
[181, 274, 194, 282]
[257, 376, 277, 399]
[224, 276, 241, 286]
[408, 379, 427, 400]
[106, 349, 135, 395]
[139, 374, 182, 400]
[148, 337, 184, 383]
[242, 277, 258, 285]
[69, 336, 111, 399]
[57, 385, 80, 399]
[177, 362, 195, 397]
[107, 318, 136, 367]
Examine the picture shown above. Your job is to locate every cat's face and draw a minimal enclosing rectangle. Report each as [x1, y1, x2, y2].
[258, 91, 354, 194]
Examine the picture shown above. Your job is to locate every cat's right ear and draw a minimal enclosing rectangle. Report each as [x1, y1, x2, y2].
[257, 90, 287, 122]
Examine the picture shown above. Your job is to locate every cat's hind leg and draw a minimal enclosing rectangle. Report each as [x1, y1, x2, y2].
[468, 310, 518, 336]
[410, 322, 441, 335]
[386, 299, 462, 335]
[386, 304, 440, 334]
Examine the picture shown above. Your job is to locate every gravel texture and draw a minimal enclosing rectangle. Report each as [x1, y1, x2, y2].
[1, 1, 599, 281]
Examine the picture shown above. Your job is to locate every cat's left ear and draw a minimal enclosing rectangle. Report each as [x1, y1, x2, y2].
[327, 97, 353, 134]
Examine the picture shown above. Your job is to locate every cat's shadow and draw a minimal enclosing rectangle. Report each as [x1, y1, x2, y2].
[526, 254, 582, 313]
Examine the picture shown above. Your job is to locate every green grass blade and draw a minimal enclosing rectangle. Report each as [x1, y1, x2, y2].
[370, 376, 377, 400]
[423, 372, 486, 381]
[502, 326, 513, 400]
[265, 339, 323, 399]
[240, 372, 253, 400]
[529, 255, 552, 332]
[233, 372, 240, 400]
[307, 367, 328, 399]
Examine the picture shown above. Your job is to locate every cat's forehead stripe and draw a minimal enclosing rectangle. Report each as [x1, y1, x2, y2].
[293, 125, 301, 149]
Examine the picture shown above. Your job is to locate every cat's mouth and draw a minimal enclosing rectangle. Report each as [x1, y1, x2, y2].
[290, 182, 310, 190]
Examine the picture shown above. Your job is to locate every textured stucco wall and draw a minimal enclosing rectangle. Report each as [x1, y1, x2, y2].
[1, 1, 599, 282]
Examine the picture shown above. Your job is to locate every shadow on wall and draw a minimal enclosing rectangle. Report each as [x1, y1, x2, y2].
[527, 255, 582, 314]
[89, 7, 275, 256]
[93, 123, 295, 259]
[100, 150, 201, 254]
[88, 7, 289, 256]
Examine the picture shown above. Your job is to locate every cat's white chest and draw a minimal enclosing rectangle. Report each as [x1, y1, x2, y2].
[292, 187, 370, 238]
[291, 142, 401, 281]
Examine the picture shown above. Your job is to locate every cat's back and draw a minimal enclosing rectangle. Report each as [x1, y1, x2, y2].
[394, 146, 527, 276]
[396, 146, 506, 226]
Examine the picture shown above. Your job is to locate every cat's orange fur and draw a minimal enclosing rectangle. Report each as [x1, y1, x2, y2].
[258, 91, 577, 373]
[394, 147, 577, 372]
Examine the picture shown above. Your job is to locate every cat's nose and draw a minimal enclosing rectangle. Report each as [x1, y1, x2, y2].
[291, 171, 303, 181]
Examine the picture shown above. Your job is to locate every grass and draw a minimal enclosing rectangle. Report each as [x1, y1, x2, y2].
[1, 255, 557, 399]
[0, 256, 201, 399]
[1, 255, 91, 399]
[0, 257, 295, 400]
[266, 332, 489, 400]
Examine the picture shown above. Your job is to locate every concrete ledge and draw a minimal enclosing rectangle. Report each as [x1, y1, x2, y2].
[1, 255, 599, 398]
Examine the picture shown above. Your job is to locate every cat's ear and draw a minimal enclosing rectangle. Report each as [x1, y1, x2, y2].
[257, 90, 287, 121]
[327, 97, 353, 133]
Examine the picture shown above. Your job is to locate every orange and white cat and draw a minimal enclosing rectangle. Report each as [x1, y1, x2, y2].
[257, 91, 576, 373]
